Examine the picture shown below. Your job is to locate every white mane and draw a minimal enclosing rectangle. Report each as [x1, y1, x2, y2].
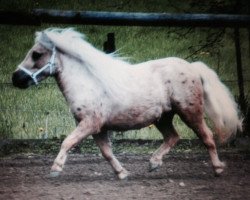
[35, 28, 135, 101]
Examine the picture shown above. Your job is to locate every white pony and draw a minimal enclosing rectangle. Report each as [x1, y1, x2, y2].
[12, 28, 242, 179]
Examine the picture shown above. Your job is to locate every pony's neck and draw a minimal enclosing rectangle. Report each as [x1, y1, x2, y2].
[43, 28, 136, 102]
[58, 40, 135, 102]
[55, 48, 134, 105]
[68, 39, 131, 79]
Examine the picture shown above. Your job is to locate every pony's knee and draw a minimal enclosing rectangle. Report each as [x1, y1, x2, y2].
[169, 133, 180, 146]
[61, 141, 72, 152]
[103, 153, 113, 161]
[61, 136, 79, 152]
[202, 135, 216, 150]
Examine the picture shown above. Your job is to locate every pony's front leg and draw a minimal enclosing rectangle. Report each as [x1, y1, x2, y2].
[93, 132, 129, 180]
[50, 120, 93, 177]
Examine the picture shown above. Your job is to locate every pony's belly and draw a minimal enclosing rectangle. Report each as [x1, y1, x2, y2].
[105, 107, 164, 131]
[105, 118, 154, 131]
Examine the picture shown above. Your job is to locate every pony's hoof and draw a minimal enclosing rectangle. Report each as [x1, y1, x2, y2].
[117, 169, 129, 180]
[50, 162, 63, 177]
[149, 159, 162, 172]
[214, 168, 224, 177]
[149, 162, 160, 172]
[214, 162, 226, 177]
[50, 171, 61, 178]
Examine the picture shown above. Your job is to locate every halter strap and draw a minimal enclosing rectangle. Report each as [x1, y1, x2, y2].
[18, 47, 56, 85]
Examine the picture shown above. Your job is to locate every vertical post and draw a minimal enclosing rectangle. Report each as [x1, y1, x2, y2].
[103, 33, 116, 139]
[103, 33, 116, 53]
[249, 28, 250, 69]
[234, 28, 246, 112]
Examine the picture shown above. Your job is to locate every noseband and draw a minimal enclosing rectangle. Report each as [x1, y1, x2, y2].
[18, 47, 56, 85]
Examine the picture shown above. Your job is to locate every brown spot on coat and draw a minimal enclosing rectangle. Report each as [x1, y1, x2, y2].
[182, 79, 187, 84]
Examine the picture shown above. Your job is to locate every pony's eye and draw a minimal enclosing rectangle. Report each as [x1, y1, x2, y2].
[32, 51, 43, 61]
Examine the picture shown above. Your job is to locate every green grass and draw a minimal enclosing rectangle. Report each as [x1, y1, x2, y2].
[0, 0, 249, 139]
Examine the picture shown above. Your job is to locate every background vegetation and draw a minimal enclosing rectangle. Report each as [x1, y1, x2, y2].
[0, 0, 249, 140]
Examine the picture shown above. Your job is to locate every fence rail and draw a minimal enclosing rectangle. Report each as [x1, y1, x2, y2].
[1, 9, 250, 27]
[1, 9, 249, 110]
[1, 9, 249, 139]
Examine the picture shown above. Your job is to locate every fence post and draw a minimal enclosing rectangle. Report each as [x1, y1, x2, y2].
[103, 33, 115, 53]
[234, 28, 246, 113]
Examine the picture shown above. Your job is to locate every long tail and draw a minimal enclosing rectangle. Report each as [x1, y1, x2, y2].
[191, 61, 243, 142]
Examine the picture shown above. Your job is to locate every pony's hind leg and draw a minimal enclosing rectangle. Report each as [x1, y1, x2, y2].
[149, 113, 180, 172]
[194, 120, 225, 176]
[178, 107, 225, 176]
[93, 132, 129, 180]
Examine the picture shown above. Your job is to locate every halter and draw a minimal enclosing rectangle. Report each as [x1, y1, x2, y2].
[18, 47, 56, 85]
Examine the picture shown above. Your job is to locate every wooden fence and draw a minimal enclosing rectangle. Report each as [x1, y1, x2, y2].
[1, 9, 249, 111]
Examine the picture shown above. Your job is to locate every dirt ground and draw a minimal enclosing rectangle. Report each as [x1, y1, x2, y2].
[0, 151, 249, 200]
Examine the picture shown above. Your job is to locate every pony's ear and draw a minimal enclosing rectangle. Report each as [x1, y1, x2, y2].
[35, 31, 54, 49]
[40, 30, 73, 55]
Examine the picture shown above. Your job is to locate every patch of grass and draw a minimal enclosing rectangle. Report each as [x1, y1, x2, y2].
[0, 1, 249, 139]
[0, 138, 206, 156]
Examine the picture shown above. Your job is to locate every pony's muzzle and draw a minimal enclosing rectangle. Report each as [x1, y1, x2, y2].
[12, 70, 33, 89]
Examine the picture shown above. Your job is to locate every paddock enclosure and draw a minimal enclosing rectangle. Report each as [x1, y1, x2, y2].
[1, 1, 250, 140]
[1, 1, 250, 199]
[0, 151, 249, 200]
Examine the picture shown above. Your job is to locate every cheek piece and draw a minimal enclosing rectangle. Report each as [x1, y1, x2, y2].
[18, 47, 56, 85]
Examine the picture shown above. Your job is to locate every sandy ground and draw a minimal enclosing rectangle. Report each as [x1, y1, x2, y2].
[0, 151, 249, 200]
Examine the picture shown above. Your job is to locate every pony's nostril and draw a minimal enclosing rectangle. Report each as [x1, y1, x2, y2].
[12, 70, 32, 89]
[12, 72, 20, 86]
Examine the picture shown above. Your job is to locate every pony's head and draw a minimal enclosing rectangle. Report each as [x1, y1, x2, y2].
[12, 31, 56, 89]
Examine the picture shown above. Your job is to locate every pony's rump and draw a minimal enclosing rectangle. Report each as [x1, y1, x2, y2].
[191, 61, 243, 142]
